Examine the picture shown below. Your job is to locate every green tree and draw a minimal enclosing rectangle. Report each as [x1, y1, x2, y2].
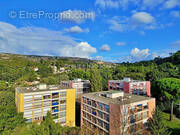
[0, 81, 7, 91]
[152, 78, 180, 121]
[89, 69, 102, 92]
[100, 68, 112, 90]
[148, 107, 171, 135]
[0, 91, 25, 134]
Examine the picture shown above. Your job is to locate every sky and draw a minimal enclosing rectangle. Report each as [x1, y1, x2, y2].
[0, 0, 180, 63]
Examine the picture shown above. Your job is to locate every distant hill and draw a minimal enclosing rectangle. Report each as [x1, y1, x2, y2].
[0, 53, 114, 66]
[0, 50, 179, 65]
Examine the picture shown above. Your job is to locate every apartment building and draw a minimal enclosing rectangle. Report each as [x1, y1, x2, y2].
[108, 78, 151, 97]
[15, 84, 75, 126]
[61, 79, 90, 99]
[81, 91, 155, 135]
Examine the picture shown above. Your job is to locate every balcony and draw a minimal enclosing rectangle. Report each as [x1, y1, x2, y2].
[53, 109, 59, 113]
[43, 95, 51, 100]
[52, 102, 59, 106]
[52, 93, 59, 99]
[52, 114, 59, 119]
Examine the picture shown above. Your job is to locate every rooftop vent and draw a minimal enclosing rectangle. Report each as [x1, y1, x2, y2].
[123, 77, 131, 82]
[106, 91, 124, 98]
[37, 84, 47, 90]
[74, 78, 82, 82]
[49, 85, 58, 89]
[32, 87, 37, 91]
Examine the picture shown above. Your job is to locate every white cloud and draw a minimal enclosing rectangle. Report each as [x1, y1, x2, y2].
[117, 48, 174, 63]
[139, 31, 146, 36]
[131, 12, 155, 25]
[108, 16, 129, 32]
[131, 48, 150, 60]
[108, 19, 125, 32]
[0, 22, 97, 58]
[171, 40, 180, 46]
[59, 10, 95, 24]
[116, 42, 126, 46]
[100, 44, 111, 51]
[95, 56, 103, 60]
[65, 26, 89, 34]
[95, 0, 180, 10]
[170, 10, 180, 18]
[95, 0, 119, 9]
[142, 0, 165, 9]
[61, 42, 97, 58]
[108, 12, 155, 32]
[163, 0, 180, 9]
[95, 0, 170, 10]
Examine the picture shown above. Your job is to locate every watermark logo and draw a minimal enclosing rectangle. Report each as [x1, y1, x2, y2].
[9, 11, 17, 19]
[8, 10, 95, 22]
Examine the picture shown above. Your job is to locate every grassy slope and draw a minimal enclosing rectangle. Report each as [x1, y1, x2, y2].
[163, 112, 180, 135]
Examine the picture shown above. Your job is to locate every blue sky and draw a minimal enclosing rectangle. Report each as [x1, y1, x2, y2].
[0, 0, 180, 62]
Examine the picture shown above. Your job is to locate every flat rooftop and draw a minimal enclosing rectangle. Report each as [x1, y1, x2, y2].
[16, 85, 72, 94]
[109, 78, 149, 83]
[62, 79, 90, 83]
[82, 90, 154, 105]
[109, 80, 147, 83]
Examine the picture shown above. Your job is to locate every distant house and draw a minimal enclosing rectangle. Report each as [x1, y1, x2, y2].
[33, 67, 39, 72]
[61, 79, 90, 100]
[51, 66, 58, 74]
[108, 78, 151, 97]
[25, 81, 40, 86]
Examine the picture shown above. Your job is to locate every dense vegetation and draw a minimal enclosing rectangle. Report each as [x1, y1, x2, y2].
[0, 51, 180, 135]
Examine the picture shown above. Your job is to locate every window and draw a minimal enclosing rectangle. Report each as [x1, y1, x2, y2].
[52, 106, 59, 113]
[87, 113, 91, 120]
[83, 104, 86, 111]
[60, 100, 66, 104]
[52, 113, 58, 119]
[137, 113, 142, 121]
[83, 112, 87, 118]
[52, 100, 59, 106]
[104, 113, 109, 122]
[136, 122, 142, 130]
[98, 110, 103, 118]
[130, 115, 136, 124]
[87, 98, 91, 105]
[143, 104, 148, 110]
[26, 118, 32, 122]
[104, 105, 109, 112]
[60, 91, 66, 97]
[83, 97, 86, 103]
[130, 125, 136, 133]
[98, 119, 103, 127]
[60, 105, 66, 111]
[98, 102, 103, 110]
[92, 109, 96, 116]
[137, 104, 142, 112]
[130, 106, 135, 114]
[60, 117, 66, 124]
[143, 111, 148, 119]
[60, 111, 66, 117]
[87, 106, 91, 113]
[92, 117, 97, 124]
[92, 100, 97, 107]
[52, 92, 59, 98]
[104, 123, 109, 130]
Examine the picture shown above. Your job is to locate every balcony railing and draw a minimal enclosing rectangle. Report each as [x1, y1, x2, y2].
[52, 102, 59, 106]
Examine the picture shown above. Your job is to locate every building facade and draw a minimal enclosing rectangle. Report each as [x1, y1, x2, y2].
[61, 79, 90, 99]
[81, 91, 155, 135]
[108, 78, 151, 97]
[15, 84, 75, 126]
